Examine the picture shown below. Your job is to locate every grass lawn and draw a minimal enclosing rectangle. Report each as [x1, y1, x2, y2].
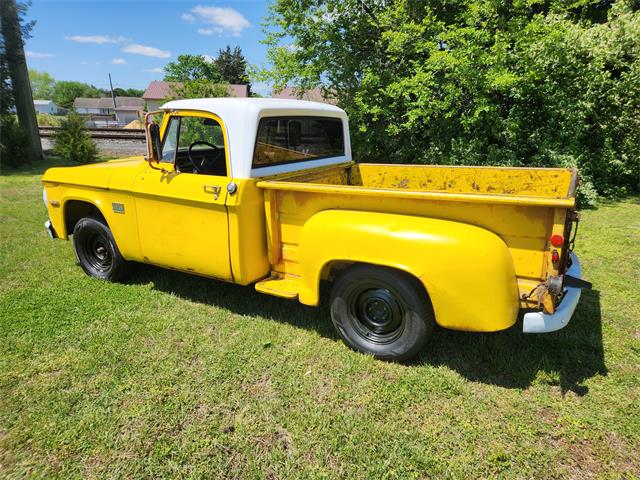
[1, 159, 639, 479]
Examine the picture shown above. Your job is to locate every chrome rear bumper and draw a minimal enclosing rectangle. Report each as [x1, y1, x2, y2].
[523, 253, 583, 333]
[44, 220, 57, 239]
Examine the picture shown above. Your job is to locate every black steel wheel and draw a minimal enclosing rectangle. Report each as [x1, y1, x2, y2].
[73, 216, 130, 281]
[330, 265, 434, 361]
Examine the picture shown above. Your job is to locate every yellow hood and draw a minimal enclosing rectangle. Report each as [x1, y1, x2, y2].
[42, 156, 148, 191]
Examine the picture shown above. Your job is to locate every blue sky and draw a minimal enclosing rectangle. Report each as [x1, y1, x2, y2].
[24, 0, 273, 95]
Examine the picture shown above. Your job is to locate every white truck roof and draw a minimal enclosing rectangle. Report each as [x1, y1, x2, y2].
[161, 98, 352, 178]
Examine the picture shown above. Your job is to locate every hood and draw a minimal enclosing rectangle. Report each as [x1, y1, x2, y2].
[42, 156, 148, 190]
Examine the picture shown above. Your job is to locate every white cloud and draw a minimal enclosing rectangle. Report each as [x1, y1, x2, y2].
[181, 13, 196, 23]
[65, 35, 125, 44]
[187, 5, 250, 36]
[81, 61, 100, 65]
[26, 51, 55, 59]
[111, 58, 127, 65]
[144, 67, 163, 73]
[121, 44, 171, 59]
[202, 54, 215, 63]
[197, 28, 223, 36]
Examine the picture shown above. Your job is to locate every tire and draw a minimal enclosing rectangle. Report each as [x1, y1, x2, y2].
[72, 217, 130, 281]
[330, 265, 434, 361]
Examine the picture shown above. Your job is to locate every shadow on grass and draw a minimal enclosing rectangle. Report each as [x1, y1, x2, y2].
[128, 265, 605, 394]
[0, 155, 110, 176]
[418, 289, 606, 395]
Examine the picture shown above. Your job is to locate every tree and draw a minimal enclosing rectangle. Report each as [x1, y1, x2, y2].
[112, 87, 144, 97]
[29, 69, 54, 99]
[215, 45, 250, 92]
[52, 113, 97, 164]
[53, 80, 102, 109]
[0, 0, 42, 163]
[165, 79, 229, 101]
[163, 54, 222, 82]
[262, 0, 640, 200]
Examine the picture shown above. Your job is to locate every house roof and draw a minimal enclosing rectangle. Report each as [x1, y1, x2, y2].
[97, 97, 117, 109]
[115, 105, 143, 111]
[143, 80, 249, 100]
[115, 96, 144, 107]
[73, 96, 143, 110]
[228, 84, 249, 97]
[34, 99, 54, 105]
[272, 87, 337, 104]
[73, 97, 101, 109]
[143, 81, 179, 100]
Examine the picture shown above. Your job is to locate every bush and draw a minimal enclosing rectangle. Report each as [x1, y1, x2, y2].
[263, 0, 640, 201]
[52, 113, 97, 164]
[0, 115, 29, 168]
[36, 113, 65, 127]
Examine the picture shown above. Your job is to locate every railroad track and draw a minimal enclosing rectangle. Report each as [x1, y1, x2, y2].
[38, 126, 146, 140]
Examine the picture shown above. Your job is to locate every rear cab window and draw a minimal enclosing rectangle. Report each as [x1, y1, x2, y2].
[252, 116, 344, 170]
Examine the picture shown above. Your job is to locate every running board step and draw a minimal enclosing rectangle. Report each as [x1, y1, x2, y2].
[255, 276, 300, 299]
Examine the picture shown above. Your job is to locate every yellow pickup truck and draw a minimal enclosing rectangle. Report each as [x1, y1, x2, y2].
[42, 98, 590, 361]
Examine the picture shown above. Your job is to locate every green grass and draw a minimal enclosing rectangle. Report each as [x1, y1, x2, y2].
[1, 159, 639, 479]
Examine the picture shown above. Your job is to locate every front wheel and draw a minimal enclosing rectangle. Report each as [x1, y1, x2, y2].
[330, 265, 435, 361]
[73, 217, 130, 281]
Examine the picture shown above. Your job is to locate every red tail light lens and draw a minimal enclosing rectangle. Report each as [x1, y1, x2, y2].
[551, 250, 559, 263]
[550, 234, 564, 247]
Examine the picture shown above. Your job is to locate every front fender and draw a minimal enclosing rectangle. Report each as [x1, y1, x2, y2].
[42, 183, 142, 262]
[298, 210, 519, 332]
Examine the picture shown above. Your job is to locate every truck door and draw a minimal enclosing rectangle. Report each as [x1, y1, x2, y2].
[132, 112, 232, 281]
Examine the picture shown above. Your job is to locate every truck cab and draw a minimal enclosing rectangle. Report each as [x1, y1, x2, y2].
[42, 98, 590, 361]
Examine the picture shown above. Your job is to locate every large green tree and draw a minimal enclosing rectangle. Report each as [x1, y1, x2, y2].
[52, 80, 103, 109]
[28, 68, 54, 99]
[163, 54, 223, 82]
[215, 45, 250, 92]
[262, 0, 640, 200]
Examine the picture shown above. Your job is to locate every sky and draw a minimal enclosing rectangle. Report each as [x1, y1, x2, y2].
[23, 0, 274, 96]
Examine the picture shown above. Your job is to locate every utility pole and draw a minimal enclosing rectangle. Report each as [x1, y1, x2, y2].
[108, 73, 116, 108]
[0, 0, 43, 162]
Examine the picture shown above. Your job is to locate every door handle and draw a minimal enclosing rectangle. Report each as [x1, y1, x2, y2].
[203, 185, 222, 199]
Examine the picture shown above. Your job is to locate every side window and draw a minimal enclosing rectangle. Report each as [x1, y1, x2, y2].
[161, 115, 228, 176]
[178, 116, 224, 150]
[161, 117, 179, 163]
[252, 116, 344, 168]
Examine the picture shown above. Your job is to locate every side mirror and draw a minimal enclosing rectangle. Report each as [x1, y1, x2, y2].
[149, 123, 162, 162]
[144, 110, 165, 163]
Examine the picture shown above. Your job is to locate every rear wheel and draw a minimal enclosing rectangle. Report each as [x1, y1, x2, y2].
[73, 217, 130, 281]
[330, 265, 434, 361]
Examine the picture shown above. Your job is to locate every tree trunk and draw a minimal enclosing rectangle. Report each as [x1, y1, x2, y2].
[0, 0, 43, 162]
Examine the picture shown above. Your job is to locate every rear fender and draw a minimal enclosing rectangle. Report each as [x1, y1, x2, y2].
[297, 210, 519, 332]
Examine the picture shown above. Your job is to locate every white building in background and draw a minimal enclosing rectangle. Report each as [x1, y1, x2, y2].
[73, 96, 144, 126]
[34, 100, 62, 115]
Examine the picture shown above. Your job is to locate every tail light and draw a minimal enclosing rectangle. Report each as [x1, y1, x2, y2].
[550, 234, 564, 247]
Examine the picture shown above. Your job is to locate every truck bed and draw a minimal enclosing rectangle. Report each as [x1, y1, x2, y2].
[256, 163, 577, 306]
